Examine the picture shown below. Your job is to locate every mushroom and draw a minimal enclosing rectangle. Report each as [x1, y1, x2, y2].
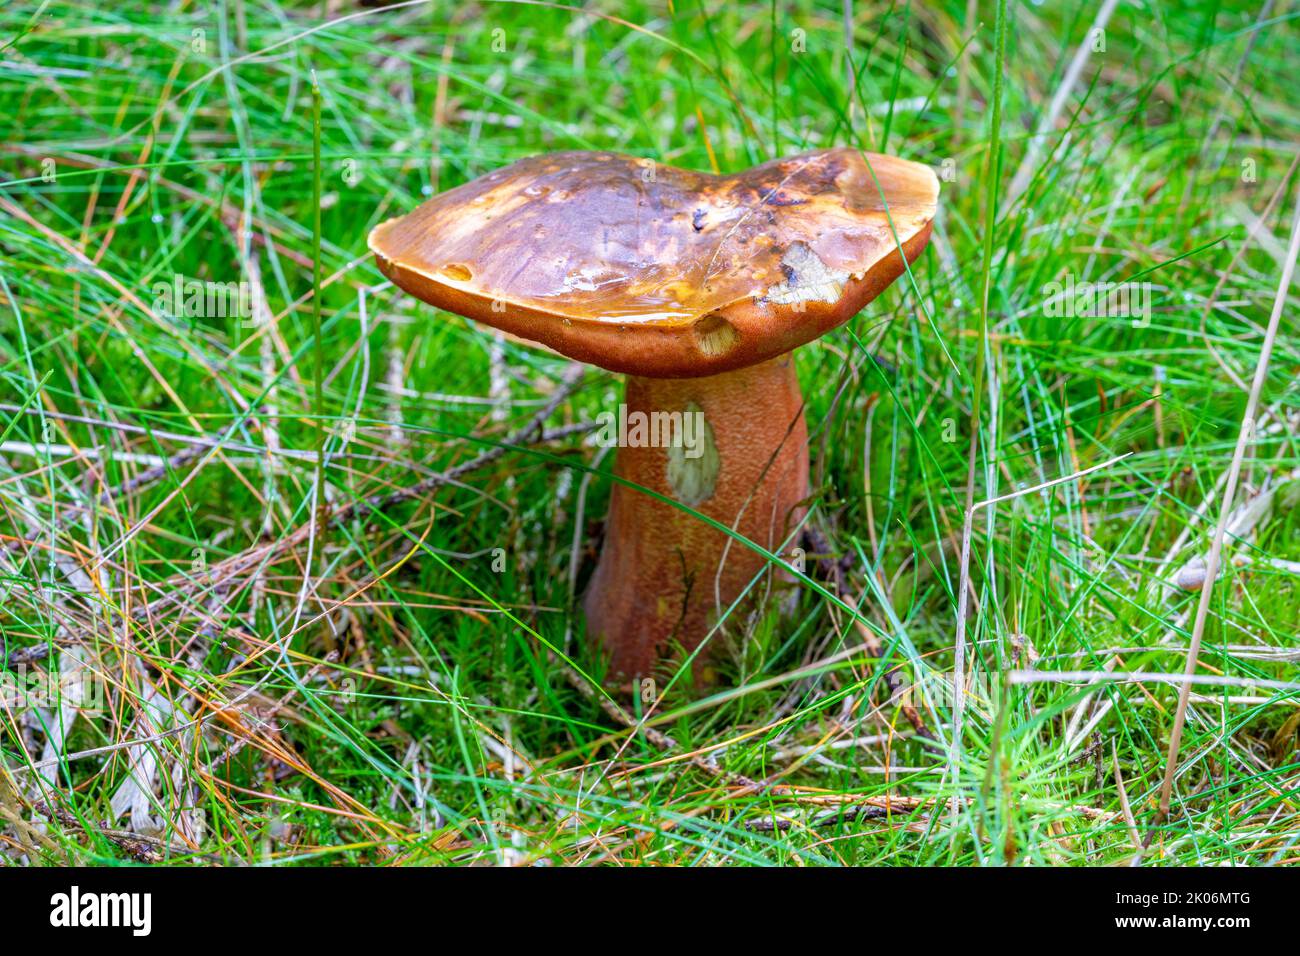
[369, 148, 939, 683]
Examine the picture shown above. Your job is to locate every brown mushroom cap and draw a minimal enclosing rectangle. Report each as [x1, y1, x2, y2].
[369, 147, 938, 378]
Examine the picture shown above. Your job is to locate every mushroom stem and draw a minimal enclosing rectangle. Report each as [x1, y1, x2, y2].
[584, 353, 810, 684]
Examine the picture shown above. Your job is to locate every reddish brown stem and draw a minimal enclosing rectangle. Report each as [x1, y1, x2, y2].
[584, 354, 809, 683]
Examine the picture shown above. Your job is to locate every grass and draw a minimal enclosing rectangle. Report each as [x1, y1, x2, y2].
[0, 0, 1298, 866]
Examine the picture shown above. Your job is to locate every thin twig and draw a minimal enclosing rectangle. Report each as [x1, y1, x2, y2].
[1150, 177, 1300, 836]
[1006, 0, 1120, 204]
[31, 799, 229, 865]
[1112, 741, 1143, 855]
[557, 661, 784, 797]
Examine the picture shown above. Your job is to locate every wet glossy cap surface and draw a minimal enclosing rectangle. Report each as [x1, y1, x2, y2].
[370, 147, 938, 377]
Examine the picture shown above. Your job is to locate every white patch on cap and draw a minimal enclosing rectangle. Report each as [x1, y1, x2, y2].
[765, 241, 853, 306]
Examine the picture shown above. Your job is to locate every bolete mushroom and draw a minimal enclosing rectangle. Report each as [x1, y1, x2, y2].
[369, 147, 938, 683]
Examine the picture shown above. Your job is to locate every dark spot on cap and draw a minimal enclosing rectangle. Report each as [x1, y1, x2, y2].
[763, 190, 807, 207]
[692, 208, 707, 231]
